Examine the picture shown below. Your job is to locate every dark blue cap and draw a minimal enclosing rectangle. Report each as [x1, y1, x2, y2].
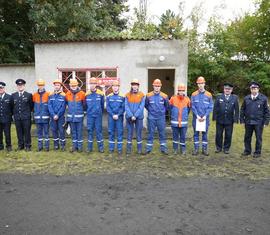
[15, 79, 26, 85]
[0, 82, 6, 87]
[249, 81, 260, 88]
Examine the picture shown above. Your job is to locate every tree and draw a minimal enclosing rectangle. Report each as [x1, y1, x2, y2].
[28, 0, 129, 39]
[158, 9, 185, 39]
[0, 0, 34, 63]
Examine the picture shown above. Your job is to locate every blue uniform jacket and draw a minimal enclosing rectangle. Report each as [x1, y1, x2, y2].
[106, 92, 125, 117]
[48, 91, 66, 118]
[125, 91, 145, 120]
[33, 90, 50, 124]
[145, 91, 169, 120]
[169, 95, 191, 127]
[240, 93, 270, 125]
[85, 89, 104, 118]
[191, 90, 213, 121]
[65, 89, 85, 123]
[213, 94, 239, 124]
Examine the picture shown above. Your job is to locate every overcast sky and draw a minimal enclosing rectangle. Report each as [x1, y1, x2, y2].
[126, 0, 256, 32]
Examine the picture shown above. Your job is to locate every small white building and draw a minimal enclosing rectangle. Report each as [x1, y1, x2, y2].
[0, 37, 188, 97]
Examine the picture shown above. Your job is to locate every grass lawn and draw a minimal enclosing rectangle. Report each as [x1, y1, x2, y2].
[0, 122, 269, 180]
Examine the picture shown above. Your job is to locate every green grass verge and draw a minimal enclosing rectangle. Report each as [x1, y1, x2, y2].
[0, 123, 269, 180]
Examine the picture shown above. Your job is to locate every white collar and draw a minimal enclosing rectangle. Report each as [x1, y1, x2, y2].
[0, 93, 5, 98]
[251, 93, 259, 99]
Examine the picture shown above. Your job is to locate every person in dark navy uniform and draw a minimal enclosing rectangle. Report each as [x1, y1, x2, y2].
[213, 83, 239, 154]
[11, 79, 33, 151]
[0, 82, 13, 151]
[240, 82, 270, 158]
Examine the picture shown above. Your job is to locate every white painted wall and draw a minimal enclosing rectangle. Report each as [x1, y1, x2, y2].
[0, 64, 35, 94]
[34, 39, 188, 95]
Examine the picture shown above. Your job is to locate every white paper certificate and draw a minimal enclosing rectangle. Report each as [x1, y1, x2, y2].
[196, 118, 206, 132]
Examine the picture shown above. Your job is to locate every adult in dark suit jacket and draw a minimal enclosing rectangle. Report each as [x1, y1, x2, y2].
[213, 83, 239, 154]
[11, 79, 33, 151]
[240, 82, 270, 158]
[0, 82, 13, 151]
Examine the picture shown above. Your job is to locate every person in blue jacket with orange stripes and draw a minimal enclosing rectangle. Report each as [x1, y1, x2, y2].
[65, 78, 85, 152]
[125, 79, 145, 155]
[32, 79, 50, 151]
[48, 79, 66, 151]
[145, 79, 169, 155]
[191, 76, 213, 156]
[85, 77, 105, 153]
[169, 83, 191, 155]
[106, 80, 125, 156]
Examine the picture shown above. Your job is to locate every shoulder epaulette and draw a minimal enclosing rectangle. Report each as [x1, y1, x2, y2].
[160, 92, 168, 99]
[138, 91, 145, 97]
[205, 91, 212, 97]
[191, 90, 199, 96]
[146, 91, 154, 97]
[118, 92, 125, 98]
[96, 89, 104, 96]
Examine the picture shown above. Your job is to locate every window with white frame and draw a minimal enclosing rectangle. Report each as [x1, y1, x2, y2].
[58, 67, 119, 96]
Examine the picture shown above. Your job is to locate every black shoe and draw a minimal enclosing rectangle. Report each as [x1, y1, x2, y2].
[253, 153, 261, 158]
[241, 152, 250, 156]
[224, 150, 229, 154]
[54, 147, 59, 151]
[144, 151, 151, 155]
[192, 150, 199, 156]
[202, 150, 209, 156]
[25, 147, 31, 152]
[215, 149, 222, 153]
[6, 146, 12, 152]
[0, 147, 4, 151]
[161, 150, 169, 155]
[16, 146, 24, 151]
[45, 148, 49, 152]
[37, 148, 43, 152]
[61, 146, 65, 151]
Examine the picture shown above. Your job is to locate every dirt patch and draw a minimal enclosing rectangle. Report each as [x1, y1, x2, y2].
[0, 173, 270, 235]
